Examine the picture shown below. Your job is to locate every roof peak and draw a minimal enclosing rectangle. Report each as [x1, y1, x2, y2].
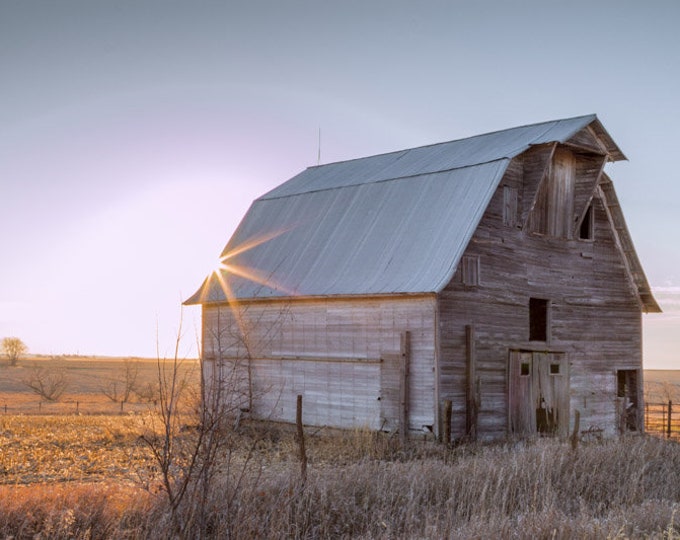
[305, 114, 598, 171]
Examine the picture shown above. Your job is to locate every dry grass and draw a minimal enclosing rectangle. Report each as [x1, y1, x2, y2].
[3, 415, 680, 539]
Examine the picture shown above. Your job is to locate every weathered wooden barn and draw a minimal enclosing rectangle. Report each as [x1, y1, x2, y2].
[186, 114, 660, 440]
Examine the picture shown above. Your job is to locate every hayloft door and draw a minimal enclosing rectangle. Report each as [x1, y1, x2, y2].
[508, 350, 569, 437]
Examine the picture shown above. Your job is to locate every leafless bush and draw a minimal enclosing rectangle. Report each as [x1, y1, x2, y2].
[140, 308, 267, 538]
[100, 358, 140, 407]
[134, 379, 160, 403]
[22, 363, 68, 401]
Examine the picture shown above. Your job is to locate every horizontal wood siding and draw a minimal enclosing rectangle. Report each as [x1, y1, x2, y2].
[203, 296, 436, 432]
[439, 143, 643, 440]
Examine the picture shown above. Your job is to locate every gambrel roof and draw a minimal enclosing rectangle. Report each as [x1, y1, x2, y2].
[187, 114, 659, 312]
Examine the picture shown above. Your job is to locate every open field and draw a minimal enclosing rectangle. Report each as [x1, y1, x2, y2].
[0, 355, 199, 415]
[645, 370, 680, 401]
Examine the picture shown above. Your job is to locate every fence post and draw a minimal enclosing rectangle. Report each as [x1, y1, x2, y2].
[668, 400, 673, 439]
[296, 394, 307, 484]
[399, 331, 411, 446]
[442, 399, 452, 445]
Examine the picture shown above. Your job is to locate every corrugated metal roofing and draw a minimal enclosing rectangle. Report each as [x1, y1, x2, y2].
[260, 114, 620, 200]
[186, 114, 630, 304]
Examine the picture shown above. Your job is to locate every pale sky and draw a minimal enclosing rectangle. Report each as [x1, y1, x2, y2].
[1, 1, 678, 367]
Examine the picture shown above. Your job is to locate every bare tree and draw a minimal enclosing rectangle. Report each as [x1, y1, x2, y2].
[140, 305, 283, 538]
[100, 358, 140, 408]
[1, 337, 27, 367]
[23, 364, 68, 401]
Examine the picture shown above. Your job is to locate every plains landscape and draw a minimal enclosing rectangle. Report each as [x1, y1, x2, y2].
[0, 356, 679, 538]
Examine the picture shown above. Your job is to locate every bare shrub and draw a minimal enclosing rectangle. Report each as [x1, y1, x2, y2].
[100, 358, 140, 407]
[134, 379, 160, 404]
[22, 363, 68, 401]
[141, 311, 262, 538]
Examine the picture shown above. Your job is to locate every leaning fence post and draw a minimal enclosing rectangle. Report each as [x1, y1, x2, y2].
[668, 400, 673, 439]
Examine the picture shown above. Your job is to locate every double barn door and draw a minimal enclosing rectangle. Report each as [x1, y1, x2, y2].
[508, 350, 569, 437]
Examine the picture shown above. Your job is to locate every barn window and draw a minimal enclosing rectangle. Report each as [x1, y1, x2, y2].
[529, 298, 549, 342]
[579, 203, 594, 240]
[461, 255, 480, 286]
[550, 363, 560, 375]
[503, 186, 518, 227]
[520, 362, 531, 376]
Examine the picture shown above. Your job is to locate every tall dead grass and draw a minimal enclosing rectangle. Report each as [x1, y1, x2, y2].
[162, 434, 680, 539]
[1, 431, 679, 539]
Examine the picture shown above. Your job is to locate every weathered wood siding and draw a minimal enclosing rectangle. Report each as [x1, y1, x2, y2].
[439, 142, 643, 440]
[202, 295, 437, 432]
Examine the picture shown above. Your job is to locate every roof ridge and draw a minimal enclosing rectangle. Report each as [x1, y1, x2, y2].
[303, 114, 597, 170]
[258, 158, 511, 201]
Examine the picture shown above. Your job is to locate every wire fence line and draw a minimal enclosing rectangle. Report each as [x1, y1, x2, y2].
[2, 380, 680, 439]
[644, 379, 680, 439]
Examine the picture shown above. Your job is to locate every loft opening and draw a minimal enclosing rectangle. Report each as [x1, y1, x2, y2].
[579, 203, 594, 240]
[529, 298, 549, 342]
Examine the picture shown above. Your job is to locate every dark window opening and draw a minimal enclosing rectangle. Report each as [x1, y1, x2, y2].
[579, 203, 594, 240]
[529, 298, 549, 342]
[520, 362, 530, 376]
[550, 363, 560, 375]
[617, 369, 639, 432]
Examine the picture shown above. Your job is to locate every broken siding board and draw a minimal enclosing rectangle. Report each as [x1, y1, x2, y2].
[565, 125, 609, 156]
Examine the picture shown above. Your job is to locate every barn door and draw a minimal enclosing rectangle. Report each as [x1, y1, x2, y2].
[509, 350, 569, 437]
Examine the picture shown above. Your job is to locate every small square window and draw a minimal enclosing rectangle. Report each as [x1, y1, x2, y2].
[520, 362, 530, 376]
[550, 363, 560, 375]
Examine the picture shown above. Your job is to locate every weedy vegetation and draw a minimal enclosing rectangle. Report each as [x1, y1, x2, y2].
[0, 359, 679, 538]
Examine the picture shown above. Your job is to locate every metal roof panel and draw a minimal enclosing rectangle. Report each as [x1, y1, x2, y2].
[188, 160, 508, 302]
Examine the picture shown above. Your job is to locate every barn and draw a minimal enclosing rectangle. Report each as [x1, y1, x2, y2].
[186, 114, 660, 441]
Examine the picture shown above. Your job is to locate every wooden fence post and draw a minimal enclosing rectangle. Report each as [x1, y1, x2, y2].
[399, 331, 411, 446]
[570, 409, 580, 451]
[443, 399, 452, 445]
[296, 394, 307, 483]
[667, 400, 673, 439]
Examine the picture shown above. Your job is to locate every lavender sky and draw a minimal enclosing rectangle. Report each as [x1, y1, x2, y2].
[1, 1, 679, 367]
